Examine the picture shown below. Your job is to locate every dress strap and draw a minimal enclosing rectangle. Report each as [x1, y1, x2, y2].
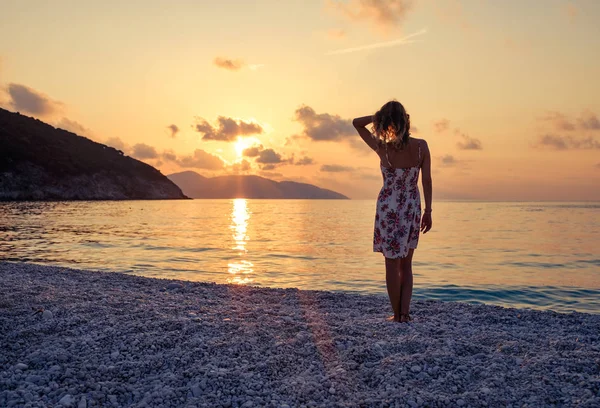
[418, 141, 422, 162]
[385, 147, 392, 167]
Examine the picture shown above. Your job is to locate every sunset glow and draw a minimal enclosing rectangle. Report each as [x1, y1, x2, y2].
[1, 0, 599, 200]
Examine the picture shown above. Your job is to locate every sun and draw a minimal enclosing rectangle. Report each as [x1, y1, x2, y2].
[234, 137, 261, 159]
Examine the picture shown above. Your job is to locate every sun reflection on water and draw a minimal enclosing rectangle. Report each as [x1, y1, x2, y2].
[227, 199, 254, 284]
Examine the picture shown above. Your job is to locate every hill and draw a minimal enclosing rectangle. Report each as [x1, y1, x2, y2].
[0, 108, 187, 200]
[168, 171, 349, 199]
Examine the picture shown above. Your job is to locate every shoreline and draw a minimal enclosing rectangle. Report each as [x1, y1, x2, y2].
[1, 262, 599, 407]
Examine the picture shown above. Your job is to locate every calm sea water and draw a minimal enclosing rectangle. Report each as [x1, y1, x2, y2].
[1, 200, 599, 314]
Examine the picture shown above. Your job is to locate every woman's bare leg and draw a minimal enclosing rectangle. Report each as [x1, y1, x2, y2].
[385, 257, 402, 321]
[399, 249, 415, 321]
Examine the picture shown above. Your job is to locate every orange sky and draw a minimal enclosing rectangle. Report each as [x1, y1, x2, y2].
[1, 0, 599, 200]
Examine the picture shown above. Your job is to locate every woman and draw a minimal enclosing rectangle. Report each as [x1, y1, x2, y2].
[353, 100, 433, 323]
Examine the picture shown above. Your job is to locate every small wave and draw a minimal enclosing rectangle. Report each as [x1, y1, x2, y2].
[267, 254, 319, 261]
[508, 261, 566, 269]
[415, 284, 600, 314]
[576, 259, 600, 267]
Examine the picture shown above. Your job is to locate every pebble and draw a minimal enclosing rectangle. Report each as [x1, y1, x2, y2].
[191, 384, 202, 398]
[42, 309, 53, 319]
[59, 394, 74, 407]
[1, 262, 599, 408]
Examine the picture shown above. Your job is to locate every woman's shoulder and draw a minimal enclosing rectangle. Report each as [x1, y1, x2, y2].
[410, 137, 428, 146]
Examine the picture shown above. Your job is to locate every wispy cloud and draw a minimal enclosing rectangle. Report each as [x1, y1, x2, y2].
[321, 164, 356, 173]
[539, 111, 576, 131]
[56, 117, 90, 137]
[433, 118, 450, 133]
[456, 131, 482, 150]
[294, 105, 355, 140]
[131, 143, 159, 160]
[439, 154, 459, 167]
[6, 83, 64, 116]
[294, 156, 315, 166]
[214, 57, 264, 72]
[535, 134, 600, 150]
[214, 57, 244, 71]
[579, 111, 600, 130]
[194, 116, 264, 142]
[328, 0, 415, 35]
[167, 124, 179, 138]
[326, 28, 426, 55]
[171, 149, 225, 170]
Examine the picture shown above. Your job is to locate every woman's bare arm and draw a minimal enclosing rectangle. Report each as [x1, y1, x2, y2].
[352, 115, 379, 152]
[420, 140, 433, 233]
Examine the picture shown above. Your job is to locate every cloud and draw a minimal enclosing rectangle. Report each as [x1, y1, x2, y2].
[105, 137, 127, 152]
[242, 145, 263, 158]
[294, 105, 355, 141]
[6, 83, 63, 116]
[194, 116, 263, 141]
[231, 159, 252, 173]
[56, 117, 90, 137]
[326, 28, 426, 55]
[540, 111, 576, 131]
[321, 164, 356, 172]
[294, 156, 315, 166]
[539, 110, 600, 132]
[214, 57, 244, 71]
[131, 143, 159, 160]
[536, 134, 600, 150]
[161, 150, 178, 162]
[433, 119, 450, 133]
[439, 155, 458, 167]
[261, 164, 277, 171]
[167, 124, 179, 138]
[256, 148, 283, 164]
[596, 163, 600, 169]
[328, 0, 414, 34]
[456, 132, 482, 150]
[578, 111, 600, 130]
[175, 149, 225, 170]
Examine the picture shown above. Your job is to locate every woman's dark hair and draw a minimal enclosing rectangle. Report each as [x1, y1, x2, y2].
[373, 100, 411, 150]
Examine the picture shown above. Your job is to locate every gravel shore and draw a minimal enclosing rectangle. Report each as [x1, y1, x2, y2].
[1, 262, 599, 407]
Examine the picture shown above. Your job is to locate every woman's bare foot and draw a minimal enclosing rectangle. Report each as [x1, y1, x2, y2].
[387, 315, 400, 322]
[399, 313, 412, 323]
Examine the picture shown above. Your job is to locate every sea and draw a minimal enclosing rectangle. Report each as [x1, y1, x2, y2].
[1, 200, 598, 314]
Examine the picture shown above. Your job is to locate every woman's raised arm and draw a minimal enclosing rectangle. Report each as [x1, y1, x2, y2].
[352, 115, 379, 152]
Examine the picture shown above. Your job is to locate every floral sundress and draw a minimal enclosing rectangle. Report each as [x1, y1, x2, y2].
[373, 143, 422, 259]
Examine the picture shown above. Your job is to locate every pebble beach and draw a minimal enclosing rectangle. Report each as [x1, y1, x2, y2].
[1, 262, 599, 407]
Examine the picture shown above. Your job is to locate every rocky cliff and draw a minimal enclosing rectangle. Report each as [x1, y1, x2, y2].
[0, 108, 187, 200]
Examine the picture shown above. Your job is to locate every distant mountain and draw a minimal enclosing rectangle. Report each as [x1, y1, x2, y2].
[0, 108, 187, 200]
[168, 171, 349, 199]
